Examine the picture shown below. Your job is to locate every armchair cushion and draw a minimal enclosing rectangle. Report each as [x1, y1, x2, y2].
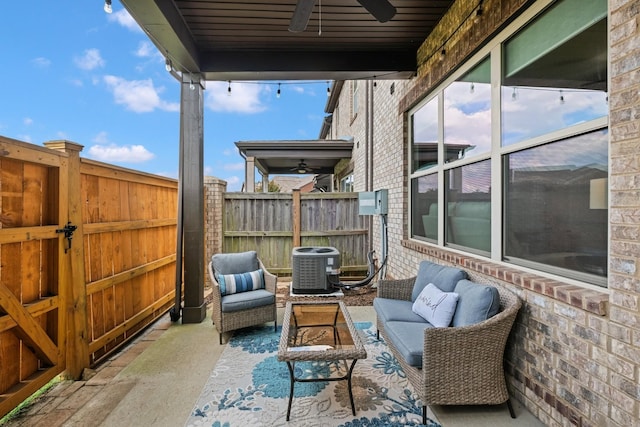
[452, 279, 500, 327]
[412, 283, 459, 327]
[221, 289, 275, 313]
[412, 260, 467, 301]
[216, 269, 264, 296]
[212, 251, 259, 275]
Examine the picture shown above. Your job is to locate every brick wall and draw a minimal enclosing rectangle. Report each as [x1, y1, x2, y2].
[327, 0, 640, 425]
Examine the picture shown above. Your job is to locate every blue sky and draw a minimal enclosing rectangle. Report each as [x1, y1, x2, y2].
[0, 2, 330, 191]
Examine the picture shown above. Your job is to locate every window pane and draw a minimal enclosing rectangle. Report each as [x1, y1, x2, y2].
[445, 160, 491, 252]
[504, 129, 608, 282]
[411, 97, 438, 173]
[444, 57, 491, 160]
[411, 174, 438, 240]
[501, 0, 608, 146]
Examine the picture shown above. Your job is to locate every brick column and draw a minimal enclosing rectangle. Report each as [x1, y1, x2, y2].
[204, 176, 227, 287]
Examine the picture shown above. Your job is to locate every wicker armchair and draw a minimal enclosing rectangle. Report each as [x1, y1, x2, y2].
[376, 276, 522, 424]
[208, 251, 277, 344]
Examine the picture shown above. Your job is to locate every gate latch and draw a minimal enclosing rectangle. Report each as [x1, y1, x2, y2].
[56, 222, 78, 253]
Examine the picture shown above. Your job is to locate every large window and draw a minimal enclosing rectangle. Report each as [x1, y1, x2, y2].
[409, 0, 608, 285]
[504, 130, 608, 281]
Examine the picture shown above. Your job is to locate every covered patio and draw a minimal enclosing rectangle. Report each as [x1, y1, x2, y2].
[117, 0, 455, 324]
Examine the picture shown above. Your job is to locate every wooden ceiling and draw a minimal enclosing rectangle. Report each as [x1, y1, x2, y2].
[119, 0, 454, 81]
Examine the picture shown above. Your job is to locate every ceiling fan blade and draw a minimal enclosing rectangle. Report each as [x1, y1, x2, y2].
[289, 0, 317, 32]
[357, 0, 396, 23]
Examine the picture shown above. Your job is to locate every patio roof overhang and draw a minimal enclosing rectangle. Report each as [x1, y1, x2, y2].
[235, 140, 354, 175]
[117, 0, 454, 81]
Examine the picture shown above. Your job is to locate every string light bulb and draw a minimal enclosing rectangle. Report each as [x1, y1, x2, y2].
[165, 57, 172, 72]
[439, 49, 446, 61]
[470, 82, 475, 93]
[104, 0, 112, 14]
[512, 87, 517, 101]
[473, 0, 483, 23]
[326, 81, 331, 97]
[227, 81, 232, 96]
[559, 90, 565, 104]
[189, 78, 195, 91]
[276, 83, 281, 98]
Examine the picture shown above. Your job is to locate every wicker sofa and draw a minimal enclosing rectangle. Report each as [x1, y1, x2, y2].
[373, 260, 522, 424]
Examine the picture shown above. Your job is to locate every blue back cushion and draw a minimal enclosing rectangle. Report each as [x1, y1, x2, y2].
[411, 260, 467, 301]
[212, 251, 259, 275]
[452, 279, 500, 327]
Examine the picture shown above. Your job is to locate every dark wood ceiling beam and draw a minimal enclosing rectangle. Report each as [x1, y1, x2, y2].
[200, 49, 416, 80]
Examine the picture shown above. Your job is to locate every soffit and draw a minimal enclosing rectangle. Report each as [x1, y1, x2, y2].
[118, 0, 454, 81]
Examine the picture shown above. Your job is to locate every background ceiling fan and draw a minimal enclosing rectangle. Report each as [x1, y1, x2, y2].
[290, 159, 318, 174]
[289, 0, 397, 32]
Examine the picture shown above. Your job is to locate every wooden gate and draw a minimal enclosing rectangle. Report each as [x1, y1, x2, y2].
[0, 137, 70, 416]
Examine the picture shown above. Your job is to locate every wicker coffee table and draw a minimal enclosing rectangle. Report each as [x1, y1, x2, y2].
[277, 301, 367, 421]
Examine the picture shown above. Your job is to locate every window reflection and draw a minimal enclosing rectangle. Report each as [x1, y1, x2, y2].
[444, 57, 491, 160]
[501, 3, 608, 146]
[412, 174, 438, 240]
[445, 160, 491, 252]
[504, 130, 608, 279]
[411, 97, 438, 173]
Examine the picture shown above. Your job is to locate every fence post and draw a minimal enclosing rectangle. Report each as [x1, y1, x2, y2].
[44, 140, 90, 379]
[292, 189, 301, 247]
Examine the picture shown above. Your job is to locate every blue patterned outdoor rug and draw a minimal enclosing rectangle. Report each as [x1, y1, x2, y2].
[185, 323, 441, 427]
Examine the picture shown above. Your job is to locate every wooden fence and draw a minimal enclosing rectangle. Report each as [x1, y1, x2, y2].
[0, 138, 177, 418]
[221, 191, 370, 276]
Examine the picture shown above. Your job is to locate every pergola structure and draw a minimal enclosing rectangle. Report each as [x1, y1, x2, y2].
[235, 139, 354, 192]
[117, 0, 454, 323]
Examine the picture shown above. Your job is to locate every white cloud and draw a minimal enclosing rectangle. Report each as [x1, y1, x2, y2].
[31, 57, 51, 68]
[103, 75, 179, 113]
[74, 49, 105, 71]
[87, 132, 154, 163]
[205, 81, 267, 113]
[93, 131, 110, 144]
[108, 8, 142, 33]
[23, 118, 33, 126]
[225, 176, 242, 191]
[88, 144, 155, 163]
[135, 41, 163, 61]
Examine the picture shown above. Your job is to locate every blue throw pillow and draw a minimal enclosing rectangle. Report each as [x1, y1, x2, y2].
[452, 279, 500, 327]
[216, 269, 264, 296]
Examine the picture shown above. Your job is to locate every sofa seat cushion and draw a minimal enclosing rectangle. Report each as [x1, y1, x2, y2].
[452, 279, 500, 327]
[373, 297, 426, 324]
[221, 289, 275, 313]
[412, 260, 467, 301]
[384, 321, 434, 367]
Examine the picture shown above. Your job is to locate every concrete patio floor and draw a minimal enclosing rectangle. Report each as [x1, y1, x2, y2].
[2, 305, 546, 427]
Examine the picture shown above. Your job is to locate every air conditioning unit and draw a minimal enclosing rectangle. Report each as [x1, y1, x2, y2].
[291, 246, 340, 294]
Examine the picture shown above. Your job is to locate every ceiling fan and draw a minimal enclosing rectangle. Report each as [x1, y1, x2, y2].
[290, 159, 317, 174]
[289, 0, 397, 32]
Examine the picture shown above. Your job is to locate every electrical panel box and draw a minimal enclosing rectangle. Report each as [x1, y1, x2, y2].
[358, 189, 388, 215]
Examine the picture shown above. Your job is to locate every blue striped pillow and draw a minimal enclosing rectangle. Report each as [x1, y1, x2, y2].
[216, 269, 264, 296]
